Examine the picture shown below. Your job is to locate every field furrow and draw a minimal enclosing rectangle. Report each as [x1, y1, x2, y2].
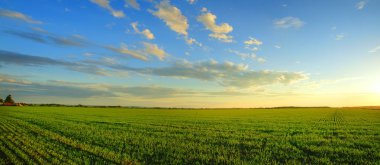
[0, 106, 379, 164]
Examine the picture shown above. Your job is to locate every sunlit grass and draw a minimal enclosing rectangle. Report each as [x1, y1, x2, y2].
[0, 106, 379, 164]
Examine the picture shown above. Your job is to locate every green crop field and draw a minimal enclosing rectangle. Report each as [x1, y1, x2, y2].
[0, 106, 379, 164]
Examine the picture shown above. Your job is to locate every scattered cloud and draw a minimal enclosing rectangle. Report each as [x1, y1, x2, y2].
[185, 37, 202, 46]
[227, 49, 256, 61]
[3, 29, 88, 47]
[3, 30, 46, 43]
[274, 45, 281, 49]
[0, 74, 254, 101]
[131, 22, 155, 40]
[335, 33, 345, 40]
[125, 0, 140, 10]
[106, 43, 148, 61]
[138, 60, 306, 88]
[141, 42, 167, 60]
[197, 11, 234, 42]
[257, 57, 266, 63]
[106, 42, 168, 61]
[356, 1, 367, 10]
[0, 9, 42, 24]
[0, 50, 109, 76]
[64, 8, 71, 12]
[187, 0, 196, 4]
[244, 37, 262, 46]
[0, 50, 307, 89]
[368, 45, 380, 54]
[90, 0, 125, 18]
[152, 0, 189, 36]
[274, 17, 304, 29]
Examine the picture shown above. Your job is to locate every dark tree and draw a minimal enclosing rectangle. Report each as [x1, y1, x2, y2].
[4, 95, 15, 104]
[0, 98, 3, 103]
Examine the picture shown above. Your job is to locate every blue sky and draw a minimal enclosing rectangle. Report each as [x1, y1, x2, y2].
[0, 0, 380, 107]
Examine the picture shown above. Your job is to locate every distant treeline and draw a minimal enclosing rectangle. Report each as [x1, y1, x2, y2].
[25, 104, 332, 109]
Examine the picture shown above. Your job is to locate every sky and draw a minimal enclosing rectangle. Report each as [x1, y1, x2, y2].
[0, 0, 380, 107]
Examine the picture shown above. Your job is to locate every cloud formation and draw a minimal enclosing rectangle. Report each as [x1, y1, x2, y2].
[125, 0, 140, 10]
[106, 42, 168, 61]
[131, 22, 155, 40]
[244, 37, 263, 46]
[3, 29, 88, 47]
[0, 50, 109, 76]
[356, 1, 367, 10]
[187, 0, 196, 4]
[274, 17, 304, 29]
[335, 34, 345, 40]
[139, 60, 306, 88]
[197, 11, 234, 42]
[0, 9, 42, 24]
[368, 45, 380, 54]
[152, 0, 189, 36]
[90, 0, 125, 18]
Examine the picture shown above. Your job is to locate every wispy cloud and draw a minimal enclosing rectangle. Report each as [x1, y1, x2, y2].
[125, 0, 140, 10]
[131, 22, 155, 40]
[152, 0, 188, 36]
[274, 17, 304, 29]
[368, 45, 380, 54]
[0, 49, 307, 89]
[90, 0, 125, 18]
[227, 49, 256, 61]
[197, 10, 234, 42]
[335, 33, 345, 40]
[244, 37, 263, 46]
[0, 9, 42, 24]
[187, 0, 196, 4]
[356, 1, 367, 10]
[3, 29, 88, 47]
[106, 42, 168, 61]
[0, 50, 109, 76]
[137, 60, 306, 88]
[141, 42, 167, 60]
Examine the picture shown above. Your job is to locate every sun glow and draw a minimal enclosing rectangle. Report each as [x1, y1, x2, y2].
[374, 86, 380, 93]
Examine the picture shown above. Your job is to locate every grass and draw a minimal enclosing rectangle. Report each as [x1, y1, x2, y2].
[0, 106, 379, 164]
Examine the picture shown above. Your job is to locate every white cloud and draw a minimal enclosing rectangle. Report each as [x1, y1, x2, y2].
[356, 1, 367, 10]
[0, 9, 42, 24]
[187, 0, 196, 4]
[227, 49, 256, 61]
[106, 42, 168, 61]
[131, 22, 155, 40]
[125, 0, 140, 10]
[106, 43, 148, 61]
[185, 37, 202, 46]
[140, 60, 307, 88]
[257, 57, 266, 63]
[368, 45, 380, 54]
[142, 42, 167, 60]
[335, 33, 345, 40]
[274, 17, 304, 29]
[152, 0, 189, 36]
[244, 37, 263, 46]
[90, 0, 125, 18]
[274, 45, 281, 49]
[197, 11, 234, 42]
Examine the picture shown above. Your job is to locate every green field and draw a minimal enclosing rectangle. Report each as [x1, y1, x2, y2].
[0, 106, 379, 164]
